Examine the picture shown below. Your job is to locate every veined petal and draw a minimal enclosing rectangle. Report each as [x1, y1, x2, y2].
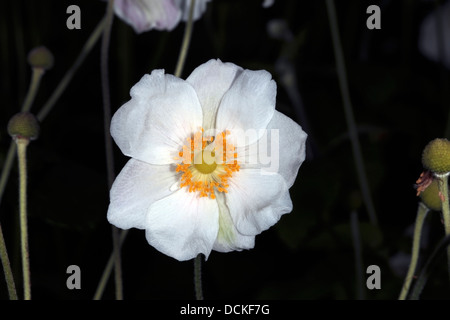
[212, 194, 255, 252]
[237, 110, 307, 188]
[107, 159, 178, 230]
[145, 188, 219, 261]
[114, 0, 181, 33]
[225, 169, 292, 236]
[174, 0, 211, 22]
[216, 69, 276, 147]
[110, 70, 203, 164]
[186, 59, 243, 131]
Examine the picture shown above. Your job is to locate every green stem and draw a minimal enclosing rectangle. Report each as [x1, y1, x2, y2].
[436, 173, 450, 281]
[174, 0, 196, 78]
[0, 222, 17, 300]
[194, 254, 203, 300]
[325, 0, 378, 227]
[93, 230, 127, 300]
[36, 17, 106, 122]
[1, 17, 106, 210]
[409, 234, 450, 300]
[101, 0, 123, 301]
[398, 202, 429, 300]
[0, 12, 105, 301]
[21, 68, 44, 113]
[0, 144, 16, 215]
[16, 139, 31, 300]
[350, 210, 365, 300]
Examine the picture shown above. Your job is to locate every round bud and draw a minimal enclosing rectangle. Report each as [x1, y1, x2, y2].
[419, 179, 443, 211]
[422, 138, 450, 174]
[7, 112, 40, 140]
[27, 46, 54, 70]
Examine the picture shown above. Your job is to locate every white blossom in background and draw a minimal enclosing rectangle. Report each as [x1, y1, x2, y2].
[114, 0, 211, 33]
[107, 59, 307, 261]
[418, 1, 450, 69]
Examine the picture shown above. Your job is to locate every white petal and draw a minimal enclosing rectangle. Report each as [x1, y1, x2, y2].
[238, 110, 307, 188]
[174, 0, 211, 22]
[418, 1, 450, 69]
[212, 194, 255, 252]
[216, 69, 277, 147]
[186, 59, 243, 130]
[145, 188, 219, 261]
[114, 0, 181, 33]
[225, 169, 292, 236]
[262, 0, 275, 8]
[107, 159, 178, 230]
[110, 70, 203, 164]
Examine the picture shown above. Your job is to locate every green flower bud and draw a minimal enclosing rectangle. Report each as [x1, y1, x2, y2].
[419, 179, 442, 211]
[27, 46, 54, 70]
[422, 138, 450, 174]
[7, 112, 40, 140]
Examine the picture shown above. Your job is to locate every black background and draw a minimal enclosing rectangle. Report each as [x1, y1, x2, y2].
[1, 0, 450, 300]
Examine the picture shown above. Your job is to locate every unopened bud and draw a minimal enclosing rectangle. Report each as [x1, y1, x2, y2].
[7, 112, 40, 140]
[419, 179, 442, 211]
[27, 46, 54, 70]
[422, 138, 450, 175]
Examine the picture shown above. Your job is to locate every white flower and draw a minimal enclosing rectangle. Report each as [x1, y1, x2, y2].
[418, 1, 450, 69]
[114, 0, 211, 33]
[108, 59, 307, 261]
[262, 0, 275, 8]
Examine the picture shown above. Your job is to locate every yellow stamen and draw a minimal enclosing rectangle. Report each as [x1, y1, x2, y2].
[175, 128, 240, 199]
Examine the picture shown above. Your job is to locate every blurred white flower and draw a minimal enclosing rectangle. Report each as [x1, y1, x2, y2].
[418, 1, 450, 69]
[107, 59, 307, 261]
[114, 0, 211, 33]
[262, 0, 275, 8]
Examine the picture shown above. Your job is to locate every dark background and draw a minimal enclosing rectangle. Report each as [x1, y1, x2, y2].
[1, 0, 450, 300]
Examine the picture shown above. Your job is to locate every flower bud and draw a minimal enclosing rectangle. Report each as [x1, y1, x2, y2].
[421, 138, 450, 175]
[419, 179, 443, 211]
[7, 112, 40, 140]
[27, 46, 54, 70]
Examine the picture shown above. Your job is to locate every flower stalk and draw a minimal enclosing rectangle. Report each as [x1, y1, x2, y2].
[399, 203, 429, 300]
[16, 138, 31, 300]
[101, 0, 123, 301]
[0, 223, 17, 300]
[325, 0, 378, 227]
[21, 68, 44, 113]
[436, 173, 450, 280]
[175, 0, 196, 78]
[194, 254, 203, 300]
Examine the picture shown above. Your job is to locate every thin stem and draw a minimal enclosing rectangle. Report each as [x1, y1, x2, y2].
[0, 144, 16, 216]
[0, 13, 105, 301]
[436, 173, 450, 281]
[36, 17, 106, 122]
[350, 210, 365, 300]
[398, 202, 429, 300]
[409, 234, 450, 300]
[16, 139, 31, 300]
[325, 0, 378, 227]
[21, 68, 44, 113]
[174, 0, 196, 78]
[101, 0, 123, 301]
[0, 17, 106, 209]
[93, 230, 127, 300]
[0, 222, 17, 300]
[194, 254, 203, 300]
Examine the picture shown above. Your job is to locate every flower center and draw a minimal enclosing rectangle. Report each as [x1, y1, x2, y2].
[194, 150, 217, 174]
[175, 128, 240, 199]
